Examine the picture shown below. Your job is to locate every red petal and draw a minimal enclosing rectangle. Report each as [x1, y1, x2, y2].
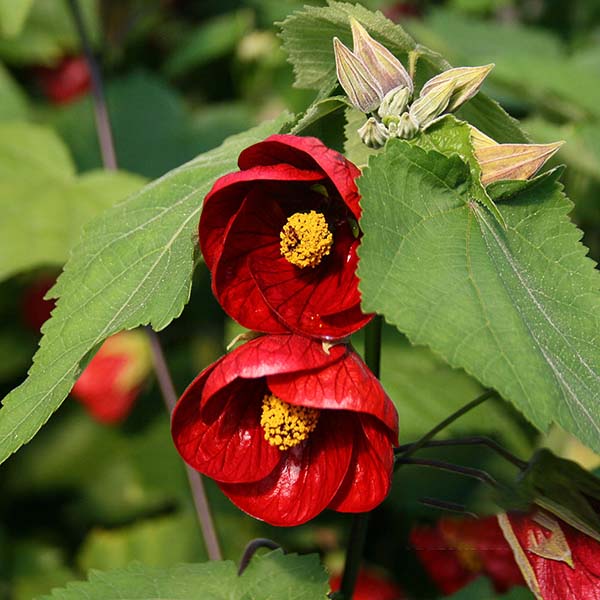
[218, 410, 354, 526]
[504, 512, 600, 599]
[268, 349, 398, 436]
[200, 163, 324, 270]
[328, 415, 394, 512]
[172, 361, 280, 483]
[238, 135, 362, 219]
[201, 334, 346, 404]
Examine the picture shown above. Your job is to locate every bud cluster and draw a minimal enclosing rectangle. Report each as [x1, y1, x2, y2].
[333, 19, 493, 149]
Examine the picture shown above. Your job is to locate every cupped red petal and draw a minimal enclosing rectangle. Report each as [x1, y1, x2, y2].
[328, 414, 395, 512]
[201, 334, 347, 405]
[238, 134, 362, 219]
[218, 410, 354, 526]
[200, 163, 324, 270]
[172, 362, 280, 483]
[268, 349, 398, 436]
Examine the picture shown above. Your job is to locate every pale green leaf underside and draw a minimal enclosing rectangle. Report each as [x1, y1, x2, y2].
[0, 115, 290, 465]
[358, 140, 600, 452]
[37, 550, 329, 600]
[279, 1, 526, 143]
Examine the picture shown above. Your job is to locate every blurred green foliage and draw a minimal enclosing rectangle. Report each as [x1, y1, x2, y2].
[0, 0, 598, 598]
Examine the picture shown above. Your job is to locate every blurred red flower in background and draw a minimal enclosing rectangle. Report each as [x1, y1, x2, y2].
[199, 134, 372, 340]
[329, 567, 405, 599]
[171, 334, 398, 526]
[71, 330, 152, 424]
[411, 516, 524, 595]
[35, 55, 91, 104]
[21, 275, 56, 332]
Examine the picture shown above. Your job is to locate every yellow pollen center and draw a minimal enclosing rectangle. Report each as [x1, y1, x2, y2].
[260, 393, 320, 451]
[280, 211, 333, 268]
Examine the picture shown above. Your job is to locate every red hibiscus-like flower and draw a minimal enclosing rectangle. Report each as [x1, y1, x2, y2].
[199, 134, 372, 340]
[498, 510, 600, 599]
[411, 516, 524, 595]
[330, 567, 405, 599]
[171, 334, 398, 526]
[35, 55, 91, 105]
[71, 330, 152, 424]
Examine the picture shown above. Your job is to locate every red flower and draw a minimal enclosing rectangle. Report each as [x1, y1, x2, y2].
[199, 134, 372, 340]
[498, 510, 600, 599]
[21, 275, 57, 332]
[71, 330, 152, 424]
[171, 334, 398, 526]
[35, 55, 91, 105]
[411, 516, 524, 595]
[329, 567, 405, 599]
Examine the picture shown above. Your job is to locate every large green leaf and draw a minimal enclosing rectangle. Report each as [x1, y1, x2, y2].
[0, 0, 34, 38]
[358, 139, 600, 452]
[0, 122, 145, 282]
[0, 115, 290, 465]
[278, 1, 526, 143]
[37, 550, 329, 600]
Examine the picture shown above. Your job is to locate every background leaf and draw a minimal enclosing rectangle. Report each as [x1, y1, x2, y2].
[0, 0, 35, 38]
[358, 138, 600, 452]
[37, 550, 329, 600]
[0, 114, 290, 465]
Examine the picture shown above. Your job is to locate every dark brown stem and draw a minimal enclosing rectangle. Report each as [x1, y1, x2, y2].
[67, 0, 221, 562]
[237, 538, 281, 575]
[418, 496, 478, 518]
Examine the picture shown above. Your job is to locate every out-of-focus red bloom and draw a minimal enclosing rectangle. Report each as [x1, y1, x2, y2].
[330, 567, 405, 599]
[498, 510, 600, 599]
[384, 2, 422, 21]
[35, 55, 91, 104]
[71, 330, 152, 424]
[199, 134, 372, 340]
[171, 334, 398, 526]
[411, 516, 524, 595]
[21, 275, 57, 332]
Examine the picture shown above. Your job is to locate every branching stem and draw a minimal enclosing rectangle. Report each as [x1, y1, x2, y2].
[67, 0, 222, 562]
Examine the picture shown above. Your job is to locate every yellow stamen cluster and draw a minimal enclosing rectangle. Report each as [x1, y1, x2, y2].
[280, 211, 333, 268]
[260, 393, 320, 451]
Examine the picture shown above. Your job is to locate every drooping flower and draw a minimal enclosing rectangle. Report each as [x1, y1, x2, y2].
[329, 567, 405, 599]
[199, 134, 373, 340]
[411, 516, 524, 595]
[35, 55, 91, 105]
[71, 330, 152, 424]
[171, 334, 398, 526]
[498, 510, 600, 599]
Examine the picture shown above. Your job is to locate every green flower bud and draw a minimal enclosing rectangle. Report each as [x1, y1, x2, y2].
[420, 64, 494, 113]
[333, 37, 383, 113]
[389, 112, 419, 140]
[378, 85, 411, 121]
[409, 79, 456, 129]
[350, 18, 413, 96]
[358, 117, 389, 149]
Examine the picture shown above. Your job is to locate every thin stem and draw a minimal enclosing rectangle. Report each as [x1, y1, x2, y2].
[237, 538, 281, 575]
[66, 0, 117, 170]
[396, 457, 500, 489]
[339, 316, 382, 600]
[418, 496, 477, 518]
[67, 0, 221, 562]
[398, 390, 496, 461]
[395, 436, 527, 470]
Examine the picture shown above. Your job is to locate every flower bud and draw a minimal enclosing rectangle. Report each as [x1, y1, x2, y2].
[350, 18, 413, 96]
[358, 117, 389, 149]
[475, 140, 563, 185]
[420, 64, 494, 113]
[333, 37, 383, 113]
[409, 79, 456, 129]
[389, 112, 419, 140]
[469, 125, 497, 150]
[378, 85, 411, 121]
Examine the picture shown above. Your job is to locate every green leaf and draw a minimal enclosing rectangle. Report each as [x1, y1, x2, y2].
[358, 140, 600, 453]
[0, 0, 34, 38]
[0, 62, 29, 120]
[445, 577, 534, 599]
[0, 114, 290, 465]
[37, 550, 329, 600]
[343, 106, 380, 167]
[414, 115, 506, 228]
[0, 122, 145, 282]
[278, 1, 526, 143]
